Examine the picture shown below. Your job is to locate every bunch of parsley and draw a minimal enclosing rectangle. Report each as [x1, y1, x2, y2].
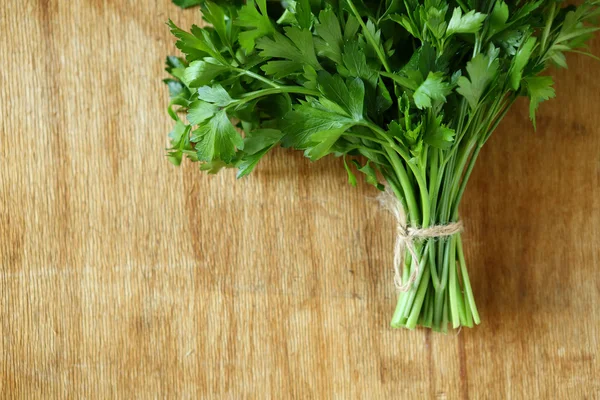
[164, 0, 599, 331]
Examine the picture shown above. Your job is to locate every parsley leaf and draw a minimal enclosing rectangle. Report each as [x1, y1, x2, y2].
[456, 53, 499, 109]
[281, 103, 356, 148]
[197, 85, 233, 107]
[509, 37, 536, 91]
[315, 9, 344, 64]
[413, 72, 452, 109]
[317, 71, 365, 120]
[524, 76, 555, 129]
[446, 8, 487, 36]
[236, 0, 274, 52]
[191, 110, 244, 163]
[257, 28, 321, 73]
[187, 101, 218, 125]
[183, 60, 229, 88]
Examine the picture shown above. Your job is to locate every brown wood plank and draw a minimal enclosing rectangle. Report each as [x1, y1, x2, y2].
[1, 1, 599, 398]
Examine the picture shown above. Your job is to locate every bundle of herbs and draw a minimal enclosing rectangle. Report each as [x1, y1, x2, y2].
[164, 0, 599, 331]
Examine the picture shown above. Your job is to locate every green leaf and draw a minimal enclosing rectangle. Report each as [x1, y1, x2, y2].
[191, 110, 244, 162]
[183, 60, 229, 88]
[424, 115, 455, 149]
[196, 85, 233, 106]
[295, 0, 312, 30]
[524, 76, 555, 129]
[380, 70, 421, 91]
[257, 27, 321, 72]
[236, 147, 269, 178]
[363, 20, 386, 63]
[376, 78, 393, 114]
[201, 1, 231, 48]
[187, 101, 219, 125]
[315, 9, 344, 63]
[343, 156, 357, 186]
[281, 103, 356, 148]
[317, 71, 365, 120]
[165, 56, 187, 73]
[456, 53, 499, 109]
[236, 0, 274, 52]
[342, 42, 377, 83]
[390, 13, 420, 38]
[167, 121, 193, 166]
[261, 61, 302, 78]
[413, 72, 451, 109]
[509, 37, 536, 91]
[168, 120, 189, 148]
[446, 8, 486, 36]
[488, 1, 509, 36]
[164, 79, 188, 99]
[352, 160, 384, 190]
[425, 6, 449, 40]
[167, 20, 225, 63]
[200, 160, 230, 174]
[305, 127, 348, 160]
[550, 51, 568, 69]
[243, 129, 283, 155]
[236, 129, 284, 178]
[343, 15, 361, 42]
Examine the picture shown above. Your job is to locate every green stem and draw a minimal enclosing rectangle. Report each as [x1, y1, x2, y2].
[384, 147, 421, 225]
[363, 121, 431, 228]
[427, 149, 441, 290]
[451, 144, 481, 219]
[450, 138, 478, 206]
[226, 86, 320, 111]
[448, 236, 460, 328]
[232, 67, 280, 88]
[457, 236, 480, 324]
[343, 133, 389, 146]
[394, 241, 428, 324]
[405, 250, 432, 329]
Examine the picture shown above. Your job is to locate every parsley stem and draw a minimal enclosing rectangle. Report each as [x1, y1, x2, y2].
[448, 236, 460, 328]
[232, 67, 280, 88]
[361, 120, 431, 228]
[358, 120, 422, 225]
[457, 235, 480, 324]
[451, 143, 480, 220]
[343, 132, 388, 146]
[384, 147, 421, 225]
[455, 0, 468, 12]
[227, 87, 320, 110]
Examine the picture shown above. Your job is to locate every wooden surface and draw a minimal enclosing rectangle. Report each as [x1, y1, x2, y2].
[1, 1, 599, 398]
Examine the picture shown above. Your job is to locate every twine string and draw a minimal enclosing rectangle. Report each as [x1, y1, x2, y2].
[378, 188, 464, 292]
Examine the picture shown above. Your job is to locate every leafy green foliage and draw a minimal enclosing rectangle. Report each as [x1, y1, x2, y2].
[165, 0, 598, 184]
[165, 0, 598, 332]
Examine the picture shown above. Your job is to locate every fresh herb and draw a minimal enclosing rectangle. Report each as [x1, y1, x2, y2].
[164, 0, 599, 331]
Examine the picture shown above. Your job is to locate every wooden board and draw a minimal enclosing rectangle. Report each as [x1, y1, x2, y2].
[1, 1, 599, 398]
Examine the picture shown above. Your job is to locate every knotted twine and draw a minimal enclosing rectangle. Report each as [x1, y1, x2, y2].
[378, 187, 464, 292]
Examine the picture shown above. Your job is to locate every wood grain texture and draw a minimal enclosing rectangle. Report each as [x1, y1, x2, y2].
[1, 1, 599, 398]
